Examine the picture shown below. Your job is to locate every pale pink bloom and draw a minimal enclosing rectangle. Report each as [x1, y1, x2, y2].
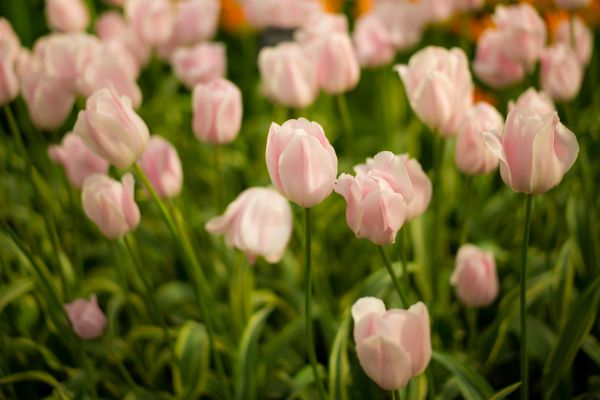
[308, 32, 360, 94]
[168, 0, 220, 47]
[266, 118, 337, 208]
[418, 0, 456, 23]
[353, 13, 395, 68]
[455, 102, 502, 175]
[49, 133, 110, 188]
[192, 78, 242, 145]
[451, 244, 499, 307]
[74, 87, 149, 169]
[241, 0, 321, 29]
[295, 11, 348, 44]
[473, 30, 526, 89]
[508, 87, 555, 116]
[125, 0, 173, 46]
[258, 42, 318, 108]
[455, 0, 485, 11]
[373, 0, 425, 51]
[555, 0, 590, 10]
[46, 0, 89, 32]
[396, 46, 473, 137]
[352, 298, 431, 390]
[139, 136, 183, 198]
[171, 42, 226, 89]
[0, 18, 21, 62]
[402, 155, 432, 221]
[206, 187, 293, 263]
[483, 107, 579, 194]
[65, 295, 107, 339]
[0, 61, 19, 105]
[95, 11, 150, 68]
[540, 44, 583, 102]
[555, 17, 593, 66]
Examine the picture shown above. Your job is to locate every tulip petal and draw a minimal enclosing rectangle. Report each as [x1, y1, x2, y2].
[351, 297, 386, 322]
[356, 335, 413, 390]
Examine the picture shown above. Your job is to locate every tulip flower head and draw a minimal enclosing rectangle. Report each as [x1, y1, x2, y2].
[65, 295, 107, 339]
[139, 135, 183, 198]
[451, 244, 499, 307]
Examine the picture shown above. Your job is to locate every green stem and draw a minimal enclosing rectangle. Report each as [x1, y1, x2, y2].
[459, 176, 473, 244]
[3, 105, 29, 163]
[378, 246, 409, 307]
[77, 342, 98, 400]
[398, 228, 410, 300]
[431, 134, 445, 303]
[569, 12, 577, 51]
[213, 145, 222, 210]
[466, 308, 477, 350]
[520, 194, 533, 400]
[304, 208, 327, 399]
[336, 94, 354, 153]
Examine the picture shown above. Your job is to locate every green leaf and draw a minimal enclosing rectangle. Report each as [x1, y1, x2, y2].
[0, 371, 70, 400]
[582, 335, 600, 367]
[0, 277, 34, 313]
[432, 351, 494, 400]
[488, 382, 521, 400]
[328, 316, 350, 400]
[173, 321, 210, 399]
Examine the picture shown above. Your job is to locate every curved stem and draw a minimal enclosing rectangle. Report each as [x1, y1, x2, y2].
[304, 208, 327, 399]
[431, 134, 445, 303]
[378, 246, 409, 307]
[520, 194, 533, 400]
[336, 94, 354, 155]
[398, 228, 410, 300]
[3, 105, 29, 163]
[459, 176, 473, 244]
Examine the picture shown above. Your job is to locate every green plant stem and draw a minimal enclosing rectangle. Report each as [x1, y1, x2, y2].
[569, 12, 577, 50]
[398, 228, 410, 301]
[431, 134, 445, 304]
[520, 194, 533, 400]
[3, 105, 29, 163]
[459, 176, 473, 244]
[304, 208, 327, 400]
[213, 144, 222, 210]
[336, 94, 354, 153]
[378, 246, 409, 307]
[466, 308, 477, 349]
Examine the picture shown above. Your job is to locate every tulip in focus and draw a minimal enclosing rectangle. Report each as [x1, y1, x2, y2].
[483, 107, 579, 194]
[352, 297, 431, 390]
[266, 118, 337, 208]
[192, 78, 243, 145]
[473, 30, 526, 89]
[65, 295, 107, 339]
[171, 43, 226, 89]
[540, 44, 583, 102]
[139, 136, 183, 198]
[451, 244, 499, 307]
[206, 187, 293, 263]
[49, 133, 110, 189]
[555, 0, 590, 10]
[125, 0, 173, 46]
[508, 87, 555, 116]
[74, 88, 149, 169]
[353, 13, 395, 68]
[45, 0, 89, 33]
[82, 173, 140, 239]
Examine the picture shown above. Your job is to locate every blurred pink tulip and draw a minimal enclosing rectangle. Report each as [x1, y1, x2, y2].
[139, 136, 183, 198]
[403, 155, 432, 221]
[206, 187, 293, 263]
[473, 30, 526, 89]
[95, 11, 150, 68]
[82, 173, 140, 239]
[49, 133, 110, 188]
[0, 18, 21, 61]
[353, 13, 395, 68]
[295, 11, 348, 44]
[418, 0, 456, 23]
[171, 42, 226, 89]
[266, 118, 337, 208]
[396, 46, 473, 137]
[451, 244, 499, 307]
[258, 42, 318, 108]
[309, 32, 360, 94]
[455, 0, 485, 11]
[483, 107, 579, 194]
[45, 0, 89, 32]
[540, 44, 583, 102]
[74, 87, 149, 169]
[555, 0, 590, 9]
[555, 17, 593, 66]
[241, 0, 321, 29]
[455, 102, 502, 175]
[65, 295, 107, 339]
[0, 61, 18, 105]
[192, 78, 242, 145]
[168, 0, 220, 48]
[125, 0, 173, 46]
[373, 0, 425, 51]
[352, 297, 431, 390]
[508, 87, 555, 116]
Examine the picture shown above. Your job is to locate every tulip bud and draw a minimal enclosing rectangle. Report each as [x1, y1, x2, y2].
[45, 0, 89, 33]
[451, 245, 499, 307]
[206, 187, 293, 263]
[373, 0, 425, 51]
[508, 87, 555, 116]
[171, 42, 226, 89]
[241, 0, 320, 29]
[555, 17, 593, 66]
[482, 107, 579, 194]
[49, 133, 110, 189]
[125, 0, 173, 46]
[555, 0, 590, 10]
[473, 30, 526, 89]
[82, 173, 140, 239]
[308, 32, 360, 94]
[95, 12, 150, 68]
[167, 0, 220, 48]
[74, 87, 149, 169]
[0, 60, 18, 106]
[352, 297, 431, 390]
[540, 44, 584, 102]
[0, 18, 21, 62]
[139, 135, 183, 198]
[295, 11, 348, 44]
[418, 0, 456, 23]
[65, 295, 107, 339]
[403, 155, 432, 221]
[266, 118, 337, 208]
[353, 13, 395, 68]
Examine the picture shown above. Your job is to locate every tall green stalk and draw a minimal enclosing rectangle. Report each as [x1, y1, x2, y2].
[431, 134, 445, 303]
[378, 246, 408, 307]
[520, 194, 533, 400]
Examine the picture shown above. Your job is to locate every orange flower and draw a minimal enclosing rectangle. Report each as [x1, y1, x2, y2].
[220, 0, 248, 33]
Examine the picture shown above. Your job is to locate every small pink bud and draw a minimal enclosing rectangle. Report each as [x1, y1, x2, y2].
[508, 87, 555, 116]
[373, 0, 425, 51]
[125, 0, 174, 46]
[167, 0, 220, 48]
[540, 44, 584, 102]
[171, 42, 226, 89]
[353, 13, 395, 68]
[451, 245, 499, 307]
[473, 30, 526, 89]
[45, 0, 89, 33]
[65, 295, 107, 339]
[139, 136, 183, 198]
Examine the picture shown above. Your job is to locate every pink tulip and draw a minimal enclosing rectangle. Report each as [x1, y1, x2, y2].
[73, 87, 149, 169]
[396, 46, 473, 137]
[0, 61, 18, 105]
[540, 44, 583, 102]
[46, 0, 89, 32]
[0, 18, 21, 61]
[451, 244, 499, 307]
[308, 32, 360, 94]
[266, 118, 338, 208]
[353, 13, 395, 68]
[418, 0, 456, 23]
[139, 136, 183, 198]
[373, 0, 425, 51]
[335, 152, 415, 245]
[482, 107, 579, 194]
[295, 11, 348, 44]
[206, 187, 293, 263]
[95, 11, 150, 68]
[125, 0, 173, 46]
[403, 155, 432, 221]
[241, 0, 321, 29]
[167, 0, 220, 48]
[508, 87, 556, 116]
[473, 30, 526, 89]
[171, 43, 226, 89]
[258, 42, 318, 108]
[555, 0, 590, 9]
[352, 297, 431, 390]
[65, 295, 107, 339]
[455, 102, 502, 175]
[555, 17, 593, 66]
[49, 133, 110, 188]
[82, 173, 140, 239]
[192, 78, 242, 145]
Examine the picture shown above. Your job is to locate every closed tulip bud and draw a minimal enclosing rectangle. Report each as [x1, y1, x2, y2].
[258, 42, 318, 108]
[266, 118, 337, 208]
[45, 0, 89, 33]
[49, 133, 110, 188]
[308, 32, 360, 94]
[508, 87, 555, 116]
[241, 0, 320, 29]
[96, 12, 150, 68]
[374, 0, 425, 51]
[540, 44, 584, 102]
[451, 245, 499, 307]
[192, 78, 242, 145]
[167, 0, 220, 48]
[473, 30, 526, 89]
[82, 173, 140, 239]
[403, 155, 432, 221]
[0, 18, 21, 62]
[65, 295, 107, 339]
[353, 14, 395, 68]
[206, 187, 293, 263]
[455, 102, 503, 175]
[125, 0, 173, 46]
[296, 11, 348, 44]
[352, 297, 431, 390]
[0, 61, 18, 105]
[483, 107, 579, 194]
[74, 87, 149, 169]
[555, 0, 590, 10]
[396, 46, 473, 137]
[139, 136, 183, 198]
[555, 17, 593, 66]
[171, 43, 226, 89]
